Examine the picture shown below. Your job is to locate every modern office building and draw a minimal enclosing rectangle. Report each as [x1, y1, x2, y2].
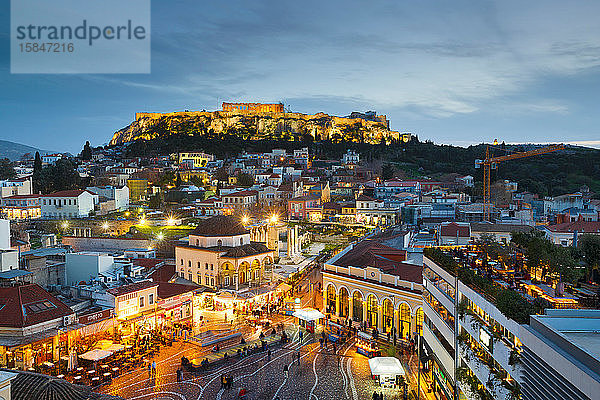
[422, 251, 523, 400]
[520, 309, 600, 400]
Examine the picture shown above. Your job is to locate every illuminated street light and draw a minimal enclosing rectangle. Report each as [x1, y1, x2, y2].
[269, 214, 278, 224]
[156, 232, 164, 241]
[102, 222, 109, 230]
[138, 207, 143, 214]
[61, 221, 69, 229]
[139, 217, 146, 225]
[241, 215, 250, 225]
[166, 216, 176, 226]
[124, 211, 130, 217]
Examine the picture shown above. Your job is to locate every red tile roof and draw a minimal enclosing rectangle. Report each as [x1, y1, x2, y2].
[148, 263, 175, 282]
[0, 284, 74, 328]
[2, 194, 41, 199]
[333, 239, 422, 282]
[157, 282, 198, 299]
[107, 280, 158, 297]
[191, 215, 249, 237]
[40, 190, 94, 198]
[546, 221, 600, 233]
[440, 222, 471, 237]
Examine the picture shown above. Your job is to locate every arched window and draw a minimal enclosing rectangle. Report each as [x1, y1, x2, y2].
[399, 303, 411, 339]
[339, 288, 349, 318]
[352, 292, 363, 322]
[382, 299, 394, 334]
[326, 285, 336, 314]
[217, 239, 222, 247]
[416, 307, 424, 335]
[366, 295, 378, 328]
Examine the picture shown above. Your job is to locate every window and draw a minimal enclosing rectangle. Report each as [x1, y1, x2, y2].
[210, 264, 214, 270]
[205, 263, 209, 270]
[205, 277, 209, 285]
[149, 294, 154, 305]
[139, 296, 145, 307]
[217, 239, 222, 247]
[224, 276, 230, 286]
[211, 278, 214, 286]
[188, 273, 192, 281]
[197, 262, 201, 268]
[180, 259, 184, 265]
[188, 260, 191, 268]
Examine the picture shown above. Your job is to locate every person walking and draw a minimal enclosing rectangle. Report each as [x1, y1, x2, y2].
[151, 360, 157, 377]
[283, 364, 289, 379]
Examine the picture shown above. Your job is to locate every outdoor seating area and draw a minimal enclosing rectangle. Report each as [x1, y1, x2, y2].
[33, 332, 174, 387]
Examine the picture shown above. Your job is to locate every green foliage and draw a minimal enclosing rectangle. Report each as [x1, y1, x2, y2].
[236, 172, 254, 187]
[148, 193, 163, 210]
[0, 158, 16, 180]
[423, 247, 457, 274]
[34, 151, 42, 172]
[33, 158, 83, 193]
[511, 230, 583, 283]
[579, 234, 600, 279]
[80, 141, 92, 160]
[495, 289, 536, 324]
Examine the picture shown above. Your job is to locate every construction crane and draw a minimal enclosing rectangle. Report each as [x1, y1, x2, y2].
[475, 142, 565, 221]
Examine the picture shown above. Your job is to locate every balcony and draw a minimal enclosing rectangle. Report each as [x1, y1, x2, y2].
[423, 300, 454, 346]
[423, 323, 455, 381]
[424, 275, 455, 314]
[458, 345, 514, 400]
[459, 313, 522, 381]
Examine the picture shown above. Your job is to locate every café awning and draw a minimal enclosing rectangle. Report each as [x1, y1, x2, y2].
[79, 349, 112, 361]
[292, 308, 325, 322]
[368, 357, 405, 376]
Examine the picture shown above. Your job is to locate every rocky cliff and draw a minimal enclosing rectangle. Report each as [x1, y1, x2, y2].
[109, 110, 401, 146]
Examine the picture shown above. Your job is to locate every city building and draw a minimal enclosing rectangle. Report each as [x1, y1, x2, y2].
[64, 252, 116, 286]
[174, 216, 274, 290]
[41, 154, 64, 164]
[40, 190, 96, 219]
[287, 194, 320, 220]
[543, 221, 600, 246]
[0, 284, 75, 369]
[127, 179, 149, 202]
[178, 152, 214, 169]
[0, 177, 32, 199]
[86, 185, 130, 212]
[322, 236, 423, 338]
[0, 194, 41, 219]
[422, 250, 524, 400]
[221, 190, 258, 212]
[438, 222, 471, 246]
[104, 280, 159, 321]
[521, 309, 600, 400]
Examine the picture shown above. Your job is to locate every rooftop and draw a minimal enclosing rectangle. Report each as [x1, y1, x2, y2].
[191, 215, 249, 237]
[0, 284, 74, 328]
[106, 280, 158, 297]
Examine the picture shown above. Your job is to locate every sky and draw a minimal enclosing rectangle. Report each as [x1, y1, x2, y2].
[1, 0, 600, 153]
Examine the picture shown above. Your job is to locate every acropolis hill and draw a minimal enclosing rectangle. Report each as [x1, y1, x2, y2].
[109, 104, 402, 146]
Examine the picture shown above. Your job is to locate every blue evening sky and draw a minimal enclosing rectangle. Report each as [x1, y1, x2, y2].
[1, 0, 600, 153]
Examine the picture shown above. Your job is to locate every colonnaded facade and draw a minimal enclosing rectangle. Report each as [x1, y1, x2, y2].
[322, 237, 423, 339]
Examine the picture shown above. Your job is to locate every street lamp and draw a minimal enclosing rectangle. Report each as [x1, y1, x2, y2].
[156, 232, 164, 241]
[166, 217, 176, 226]
[102, 222, 109, 231]
[61, 221, 69, 229]
[139, 217, 146, 226]
[241, 215, 250, 225]
[269, 214, 278, 224]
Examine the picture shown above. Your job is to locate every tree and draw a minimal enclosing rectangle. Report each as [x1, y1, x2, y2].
[381, 163, 395, 181]
[80, 141, 92, 160]
[175, 172, 183, 188]
[148, 193, 163, 210]
[580, 234, 600, 281]
[0, 159, 16, 180]
[33, 158, 81, 193]
[34, 151, 42, 172]
[236, 172, 254, 187]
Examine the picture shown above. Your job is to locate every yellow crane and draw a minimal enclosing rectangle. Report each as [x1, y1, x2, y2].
[475, 142, 565, 221]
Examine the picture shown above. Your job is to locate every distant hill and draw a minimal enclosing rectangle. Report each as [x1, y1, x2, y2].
[0, 140, 51, 161]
